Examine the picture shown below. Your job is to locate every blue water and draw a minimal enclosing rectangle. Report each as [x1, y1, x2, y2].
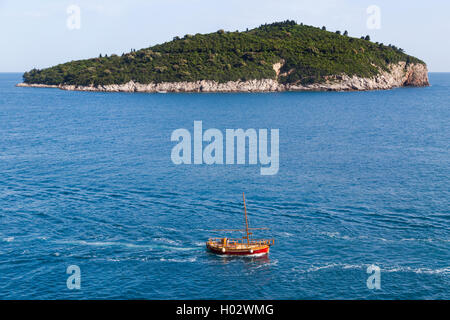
[0, 73, 448, 299]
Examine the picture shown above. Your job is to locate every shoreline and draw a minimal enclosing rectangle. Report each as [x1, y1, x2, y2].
[17, 62, 429, 93]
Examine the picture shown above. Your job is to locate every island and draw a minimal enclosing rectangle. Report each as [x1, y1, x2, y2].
[17, 20, 429, 93]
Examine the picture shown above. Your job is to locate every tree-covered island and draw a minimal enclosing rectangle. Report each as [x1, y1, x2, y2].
[20, 21, 429, 92]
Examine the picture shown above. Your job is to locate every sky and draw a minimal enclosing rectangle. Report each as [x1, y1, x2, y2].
[0, 0, 449, 72]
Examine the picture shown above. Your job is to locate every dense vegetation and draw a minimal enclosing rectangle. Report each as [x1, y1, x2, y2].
[23, 21, 424, 86]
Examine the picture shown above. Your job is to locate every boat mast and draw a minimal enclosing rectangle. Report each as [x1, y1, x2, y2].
[243, 192, 250, 244]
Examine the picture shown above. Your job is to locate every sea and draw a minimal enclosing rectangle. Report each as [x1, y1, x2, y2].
[0, 73, 448, 299]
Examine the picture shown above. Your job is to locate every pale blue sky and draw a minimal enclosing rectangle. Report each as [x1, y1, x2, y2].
[0, 0, 448, 72]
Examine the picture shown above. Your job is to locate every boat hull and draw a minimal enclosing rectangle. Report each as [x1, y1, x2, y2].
[206, 243, 270, 256]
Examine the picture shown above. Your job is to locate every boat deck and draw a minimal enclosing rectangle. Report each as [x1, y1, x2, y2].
[206, 238, 274, 251]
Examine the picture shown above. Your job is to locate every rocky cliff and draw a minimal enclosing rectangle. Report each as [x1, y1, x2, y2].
[17, 61, 429, 93]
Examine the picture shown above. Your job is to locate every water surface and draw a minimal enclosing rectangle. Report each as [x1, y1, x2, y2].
[0, 73, 449, 299]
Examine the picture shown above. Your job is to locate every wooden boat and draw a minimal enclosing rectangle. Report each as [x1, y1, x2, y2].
[206, 193, 274, 256]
